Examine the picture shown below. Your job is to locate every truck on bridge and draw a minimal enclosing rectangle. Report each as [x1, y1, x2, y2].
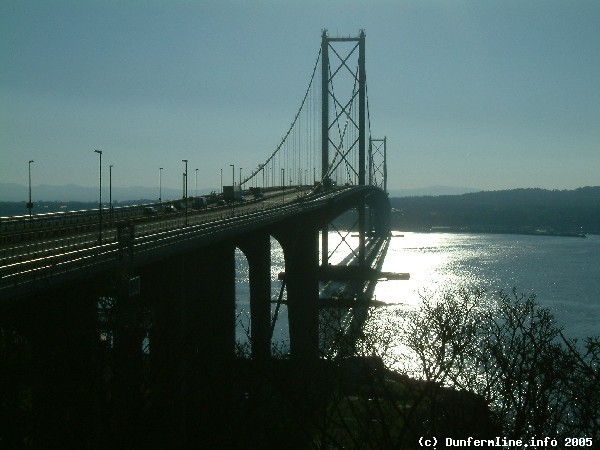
[223, 185, 243, 202]
[193, 196, 208, 208]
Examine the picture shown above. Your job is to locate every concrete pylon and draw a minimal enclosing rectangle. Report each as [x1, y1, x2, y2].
[275, 224, 319, 361]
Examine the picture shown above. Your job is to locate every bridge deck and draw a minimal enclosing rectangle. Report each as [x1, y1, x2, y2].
[0, 186, 385, 303]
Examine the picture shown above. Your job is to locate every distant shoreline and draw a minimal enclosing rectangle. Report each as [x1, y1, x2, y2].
[402, 226, 589, 238]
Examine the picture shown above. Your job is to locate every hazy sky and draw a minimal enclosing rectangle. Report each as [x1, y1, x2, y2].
[2, 0, 599, 193]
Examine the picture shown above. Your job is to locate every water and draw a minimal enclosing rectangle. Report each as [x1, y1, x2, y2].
[374, 232, 600, 339]
[234, 232, 600, 356]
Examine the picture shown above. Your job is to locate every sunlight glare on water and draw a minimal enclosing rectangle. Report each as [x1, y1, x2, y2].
[374, 233, 486, 309]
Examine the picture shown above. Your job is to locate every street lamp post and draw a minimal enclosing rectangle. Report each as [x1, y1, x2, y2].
[94, 149, 103, 245]
[239, 167, 242, 187]
[159, 167, 163, 203]
[182, 159, 188, 225]
[27, 160, 34, 218]
[109, 164, 113, 215]
[230, 164, 235, 215]
[195, 168, 198, 197]
[220, 168, 223, 193]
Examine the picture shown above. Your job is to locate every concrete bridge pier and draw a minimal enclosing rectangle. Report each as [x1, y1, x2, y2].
[275, 224, 319, 361]
[183, 241, 237, 445]
[238, 233, 272, 361]
[143, 241, 237, 446]
[192, 241, 237, 362]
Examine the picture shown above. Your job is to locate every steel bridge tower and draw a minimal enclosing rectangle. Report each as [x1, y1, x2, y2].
[369, 136, 387, 194]
[321, 29, 367, 268]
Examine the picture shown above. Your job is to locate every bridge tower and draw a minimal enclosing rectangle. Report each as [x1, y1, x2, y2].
[369, 137, 387, 194]
[321, 29, 367, 267]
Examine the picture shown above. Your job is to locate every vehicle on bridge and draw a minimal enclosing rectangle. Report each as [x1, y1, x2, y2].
[193, 197, 208, 208]
[249, 187, 265, 199]
[163, 204, 178, 213]
[223, 185, 243, 202]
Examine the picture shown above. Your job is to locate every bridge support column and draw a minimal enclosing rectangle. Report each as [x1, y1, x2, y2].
[239, 233, 272, 361]
[147, 244, 236, 379]
[193, 241, 237, 361]
[321, 28, 330, 268]
[184, 241, 237, 445]
[143, 256, 188, 446]
[279, 226, 319, 361]
[144, 241, 236, 446]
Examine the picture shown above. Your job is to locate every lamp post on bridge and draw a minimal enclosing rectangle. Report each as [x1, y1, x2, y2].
[195, 168, 198, 197]
[159, 167, 163, 203]
[239, 167, 242, 187]
[230, 164, 235, 215]
[182, 159, 188, 226]
[109, 164, 113, 215]
[27, 160, 34, 219]
[220, 168, 223, 194]
[94, 149, 103, 245]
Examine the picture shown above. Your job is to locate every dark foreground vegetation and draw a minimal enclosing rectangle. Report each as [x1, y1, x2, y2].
[1, 289, 598, 448]
[390, 186, 600, 235]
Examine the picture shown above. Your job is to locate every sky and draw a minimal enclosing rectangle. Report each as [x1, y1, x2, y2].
[1, 0, 599, 196]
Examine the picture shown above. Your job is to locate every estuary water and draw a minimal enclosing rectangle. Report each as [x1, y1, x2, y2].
[234, 232, 600, 356]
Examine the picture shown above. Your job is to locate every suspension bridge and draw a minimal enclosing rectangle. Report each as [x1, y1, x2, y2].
[0, 30, 406, 447]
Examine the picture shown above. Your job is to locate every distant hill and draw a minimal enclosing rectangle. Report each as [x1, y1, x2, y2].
[388, 186, 479, 197]
[390, 187, 600, 235]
